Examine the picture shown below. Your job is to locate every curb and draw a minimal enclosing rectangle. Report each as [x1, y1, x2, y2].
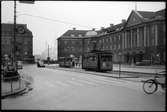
[1, 78, 32, 99]
[45, 66, 155, 76]
[1, 87, 27, 99]
[45, 66, 150, 82]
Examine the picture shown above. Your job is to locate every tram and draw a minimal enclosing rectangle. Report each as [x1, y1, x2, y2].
[82, 50, 113, 72]
[59, 57, 73, 68]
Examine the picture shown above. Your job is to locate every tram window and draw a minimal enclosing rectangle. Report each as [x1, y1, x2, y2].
[92, 56, 96, 61]
[101, 56, 112, 62]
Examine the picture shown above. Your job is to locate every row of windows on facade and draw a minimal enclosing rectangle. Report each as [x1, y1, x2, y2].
[62, 24, 165, 52]
[1, 38, 31, 45]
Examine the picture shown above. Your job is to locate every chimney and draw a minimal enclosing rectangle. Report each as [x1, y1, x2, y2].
[110, 24, 114, 27]
[73, 27, 76, 30]
[122, 19, 126, 23]
[101, 27, 104, 30]
[92, 28, 95, 31]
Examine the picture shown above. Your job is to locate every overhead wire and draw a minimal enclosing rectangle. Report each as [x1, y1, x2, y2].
[17, 13, 96, 29]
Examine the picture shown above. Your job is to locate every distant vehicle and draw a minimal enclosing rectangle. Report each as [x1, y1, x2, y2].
[37, 60, 45, 67]
[82, 50, 113, 72]
[16, 61, 23, 69]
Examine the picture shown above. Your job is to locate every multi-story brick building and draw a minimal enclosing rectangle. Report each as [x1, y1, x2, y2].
[57, 9, 165, 65]
[57, 28, 99, 60]
[1, 23, 34, 63]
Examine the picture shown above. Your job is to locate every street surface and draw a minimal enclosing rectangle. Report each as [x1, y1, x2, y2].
[1, 64, 165, 111]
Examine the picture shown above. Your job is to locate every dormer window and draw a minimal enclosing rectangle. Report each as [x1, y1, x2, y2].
[133, 17, 136, 22]
[116, 28, 119, 31]
[71, 34, 75, 37]
[78, 34, 82, 37]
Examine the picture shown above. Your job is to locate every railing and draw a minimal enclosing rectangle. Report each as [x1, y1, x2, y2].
[2, 75, 22, 93]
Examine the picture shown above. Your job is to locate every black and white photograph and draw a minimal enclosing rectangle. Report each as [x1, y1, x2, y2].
[1, 1, 166, 111]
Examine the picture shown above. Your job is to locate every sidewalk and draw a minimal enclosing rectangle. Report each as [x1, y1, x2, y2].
[1, 79, 27, 99]
[45, 64, 165, 82]
[45, 64, 165, 74]
[1, 71, 32, 99]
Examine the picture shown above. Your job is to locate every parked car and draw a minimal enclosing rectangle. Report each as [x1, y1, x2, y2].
[37, 60, 45, 67]
[16, 61, 23, 69]
[3, 63, 20, 81]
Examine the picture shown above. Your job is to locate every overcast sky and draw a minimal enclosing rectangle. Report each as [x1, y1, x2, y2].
[1, 1, 166, 56]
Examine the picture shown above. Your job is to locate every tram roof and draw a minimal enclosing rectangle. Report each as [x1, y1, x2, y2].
[88, 50, 113, 54]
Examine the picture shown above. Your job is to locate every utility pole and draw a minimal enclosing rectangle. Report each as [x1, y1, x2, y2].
[13, 0, 16, 66]
[13, 0, 35, 65]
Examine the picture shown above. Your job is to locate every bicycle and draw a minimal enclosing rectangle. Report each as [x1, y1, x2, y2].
[142, 71, 166, 94]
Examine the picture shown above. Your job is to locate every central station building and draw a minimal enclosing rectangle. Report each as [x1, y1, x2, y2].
[57, 9, 166, 65]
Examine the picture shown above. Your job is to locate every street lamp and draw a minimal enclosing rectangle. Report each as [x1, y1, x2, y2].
[118, 52, 122, 78]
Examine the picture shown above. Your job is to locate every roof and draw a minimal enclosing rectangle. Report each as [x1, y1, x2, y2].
[137, 11, 155, 19]
[154, 9, 166, 18]
[100, 22, 125, 34]
[62, 30, 88, 36]
[137, 9, 165, 20]
[58, 29, 102, 39]
[58, 30, 89, 39]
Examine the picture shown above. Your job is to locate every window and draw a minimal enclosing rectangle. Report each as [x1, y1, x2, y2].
[133, 17, 136, 22]
[64, 40, 67, 45]
[118, 44, 120, 49]
[78, 34, 82, 37]
[72, 40, 75, 45]
[163, 23, 166, 33]
[114, 44, 116, 50]
[151, 24, 155, 46]
[139, 27, 144, 47]
[118, 35, 120, 41]
[71, 34, 75, 37]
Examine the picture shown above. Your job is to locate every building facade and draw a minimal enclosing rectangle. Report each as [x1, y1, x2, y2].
[57, 9, 166, 65]
[58, 28, 88, 61]
[1, 23, 34, 63]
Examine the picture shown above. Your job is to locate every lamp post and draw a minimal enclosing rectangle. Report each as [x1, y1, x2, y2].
[118, 52, 122, 78]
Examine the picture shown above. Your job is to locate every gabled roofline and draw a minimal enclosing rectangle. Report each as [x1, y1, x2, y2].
[124, 10, 144, 28]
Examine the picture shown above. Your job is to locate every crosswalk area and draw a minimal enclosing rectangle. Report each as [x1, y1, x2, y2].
[37, 67, 142, 92]
[44, 76, 140, 92]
